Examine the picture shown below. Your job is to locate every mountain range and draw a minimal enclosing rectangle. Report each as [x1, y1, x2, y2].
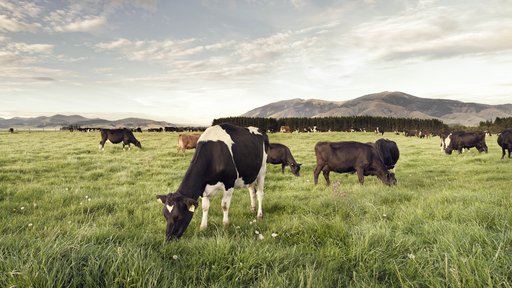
[0, 114, 174, 129]
[242, 91, 512, 126]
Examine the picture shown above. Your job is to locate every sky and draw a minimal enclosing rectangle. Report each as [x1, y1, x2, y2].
[1, 0, 512, 125]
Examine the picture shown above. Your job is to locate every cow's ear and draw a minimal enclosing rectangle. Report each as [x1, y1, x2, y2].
[297, 163, 302, 167]
[156, 194, 167, 204]
[184, 198, 198, 213]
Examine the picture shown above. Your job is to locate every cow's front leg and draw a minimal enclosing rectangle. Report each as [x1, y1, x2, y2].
[356, 168, 365, 184]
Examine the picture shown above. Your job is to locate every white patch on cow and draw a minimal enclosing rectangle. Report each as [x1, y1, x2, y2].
[234, 177, 246, 188]
[203, 182, 225, 198]
[444, 134, 452, 150]
[166, 205, 174, 213]
[188, 205, 195, 213]
[247, 126, 261, 135]
[198, 125, 234, 156]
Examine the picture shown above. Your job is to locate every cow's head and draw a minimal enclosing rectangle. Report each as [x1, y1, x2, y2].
[156, 193, 198, 241]
[384, 172, 397, 185]
[134, 140, 142, 149]
[290, 163, 302, 176]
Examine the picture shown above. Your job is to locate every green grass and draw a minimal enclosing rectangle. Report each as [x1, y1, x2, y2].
[1, 130, 511, 287]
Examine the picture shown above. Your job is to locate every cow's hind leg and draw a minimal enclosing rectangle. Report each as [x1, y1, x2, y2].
[248, 184, 257, 212]
[313, 164, 323, 185]
[255, 174, 265, 219]
[502, 148, 506, 159]
[322, 169, 331, 186]
[221, 188, 234, 226]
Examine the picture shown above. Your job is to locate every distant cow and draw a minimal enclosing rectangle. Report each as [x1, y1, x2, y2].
[280, 126, 291, 133]
[9, 128, 14, 133]
[148, 127, 163, 132]
[444, 131, 487, 154]
[99, 128, 141, 150]
[157, 124, 268, 240]
[266, 143, 301, 176]
[497, 129, 512, 159]
[177, 134, 201, 154]
[314, 141, 396, 186]
[371, 139, 399, 170]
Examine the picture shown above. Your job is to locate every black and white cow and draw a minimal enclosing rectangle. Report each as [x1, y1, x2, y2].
[266, 143, 301, 176]
[444, 131, 488, 154]
[497, 129, 512, 159]
[99, 128, 141, 150]
[157, 123, 269, 240]
[314, 141, 396, 186]
[371, 139, 400, 171]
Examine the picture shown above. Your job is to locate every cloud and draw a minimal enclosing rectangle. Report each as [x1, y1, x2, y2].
[7, 43, 54, 54]
[345, 3, 512, 62]
[32, 77, 55, 81]
[0, 15, 40, 32]
[53, 16, 107, 32]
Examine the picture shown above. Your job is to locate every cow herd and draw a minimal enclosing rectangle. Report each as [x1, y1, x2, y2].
[96, 125, 511, 241]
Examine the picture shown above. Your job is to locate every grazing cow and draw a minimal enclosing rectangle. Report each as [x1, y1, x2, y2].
[497, 129, 512, 159]
[177, 134, 201, 154]
[314, 141, 396, 186]
[444, 131, 487, 155]
[280, 126, 291, 133]
[99, 128, 141, 150]
[148, 127, 163, 132]
[371, 139, 400, 171]
[9, 128, 14, 133]
[157, 124, 269, 240]
[374, 127, 384, 135]
[266, 143, 301, 176]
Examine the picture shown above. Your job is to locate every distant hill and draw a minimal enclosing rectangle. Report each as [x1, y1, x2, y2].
[0, 114, 174, 129]
[242, 91, 512, 126]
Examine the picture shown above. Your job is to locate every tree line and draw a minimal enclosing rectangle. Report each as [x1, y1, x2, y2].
[212, 116, 447, 132]
[479, 117, 512, 133]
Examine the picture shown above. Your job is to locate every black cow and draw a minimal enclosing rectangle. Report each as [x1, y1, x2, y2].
[371, 139, 399, 170]
[99, 128, 141, 150]
[9, 128, 14, 133]
[498, 129, 512, 159]
[444, 131, 487, 154]
[157, 124, 269, 240]
[314, 141, 396, 186]
[266, 143, 301, 176]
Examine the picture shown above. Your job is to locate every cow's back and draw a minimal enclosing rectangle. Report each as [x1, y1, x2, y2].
[195, 124, 267, 185]
[316, 141, 375, 171]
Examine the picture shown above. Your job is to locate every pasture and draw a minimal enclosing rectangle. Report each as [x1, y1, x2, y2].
[1, 130, 511, 287]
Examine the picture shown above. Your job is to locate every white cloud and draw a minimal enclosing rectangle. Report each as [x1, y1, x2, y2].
[345, 3, 512, 62]
[54, 16, 107, 32]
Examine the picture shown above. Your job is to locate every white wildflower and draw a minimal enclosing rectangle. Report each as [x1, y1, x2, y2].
[172, 255, 178, 260]
[255, 230, 260, 235]
[28, 223, 33, 227]
[20, 207, 25, 210]
[257, 234, 265, 240]
[271, 233, 278, 238]
[408, 253, 415, 260]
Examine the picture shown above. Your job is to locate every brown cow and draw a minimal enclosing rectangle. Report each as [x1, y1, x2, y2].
[177, 134, 201, 154]
[280, 126, 291, 133]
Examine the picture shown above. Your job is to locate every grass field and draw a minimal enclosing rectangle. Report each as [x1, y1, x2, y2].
[1, 130, 511, 287]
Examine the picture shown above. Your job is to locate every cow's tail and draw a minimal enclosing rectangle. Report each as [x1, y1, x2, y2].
[262, 131, 270, 153]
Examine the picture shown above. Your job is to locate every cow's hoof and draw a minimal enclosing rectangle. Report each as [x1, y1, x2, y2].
[257, 214, 263, 220]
